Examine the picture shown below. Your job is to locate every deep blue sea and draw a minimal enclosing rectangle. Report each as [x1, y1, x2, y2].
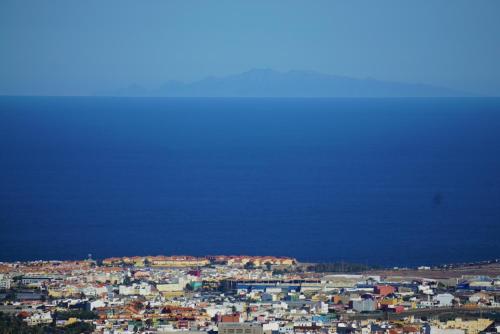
[1, 97, 499, 266]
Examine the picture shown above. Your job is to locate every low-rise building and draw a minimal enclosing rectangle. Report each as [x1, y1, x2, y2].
[219, 322, 264, 334]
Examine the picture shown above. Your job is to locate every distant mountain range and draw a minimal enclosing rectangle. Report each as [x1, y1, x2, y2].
[97, 69, 471, 97]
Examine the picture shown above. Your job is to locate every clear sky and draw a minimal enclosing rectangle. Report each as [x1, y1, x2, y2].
[1, 0, 499, 96]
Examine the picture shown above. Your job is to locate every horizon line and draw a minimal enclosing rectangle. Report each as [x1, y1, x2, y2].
[1, 95, 497, 99]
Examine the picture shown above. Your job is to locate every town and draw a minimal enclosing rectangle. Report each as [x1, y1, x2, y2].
[1, 256, 500, 334]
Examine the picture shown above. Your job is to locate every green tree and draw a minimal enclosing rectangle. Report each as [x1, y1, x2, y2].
[244, 262, 255, 270]
[64, 322, 95, 334]
[264, 262, 272, 271]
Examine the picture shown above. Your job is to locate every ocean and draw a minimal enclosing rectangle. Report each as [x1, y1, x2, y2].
[0, 96, 499, 266]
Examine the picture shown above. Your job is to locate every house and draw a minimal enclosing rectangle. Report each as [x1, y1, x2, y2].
[434, 293, 454, 307]
[374, 285, 395, 296]
[24, 312, 52, 326]
[219, 313, 241, 323]
[469, 292, 492, 304]
[0, 274, 11, 289]
[351, 295, 376, 312]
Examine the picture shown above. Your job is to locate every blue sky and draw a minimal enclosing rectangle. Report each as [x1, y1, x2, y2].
[1, 0, 499, 96]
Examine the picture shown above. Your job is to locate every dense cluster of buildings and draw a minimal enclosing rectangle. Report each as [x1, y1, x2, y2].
[1, 256, 500, 334]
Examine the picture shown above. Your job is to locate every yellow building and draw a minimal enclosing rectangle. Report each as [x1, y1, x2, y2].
[65, 318, 78, 326]
[157, 282, 184, 292]
[434, 318, 493, 334]
[148, 256, 209, 267]
[48, 288, 64, 298]
[379, 298, 401, 306]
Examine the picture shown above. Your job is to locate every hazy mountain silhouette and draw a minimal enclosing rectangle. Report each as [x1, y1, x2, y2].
[100, 69, 471, 97]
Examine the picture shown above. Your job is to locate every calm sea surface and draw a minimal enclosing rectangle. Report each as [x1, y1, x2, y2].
[1, 97, 499, 266]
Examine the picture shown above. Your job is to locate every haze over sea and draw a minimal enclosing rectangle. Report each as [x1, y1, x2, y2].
[1, 97, 499, 266]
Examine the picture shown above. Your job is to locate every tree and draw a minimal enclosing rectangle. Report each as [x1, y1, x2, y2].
[55, 310, 98, 320]
[64, 322, 95, 334]
[272, 269, 287, 275]
[244, 262, 255, 270]
[264, 262, 272, 271]
[0, 312, 57, 334]
[5, 291, 16, 301]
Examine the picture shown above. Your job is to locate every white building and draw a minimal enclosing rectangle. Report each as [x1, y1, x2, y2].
[469, 292, 492, 304]
[0, 274, 11, 289]
[119, 282, 152, 296]
[434, 293, 454, 307]
[90, 299, 106, 310]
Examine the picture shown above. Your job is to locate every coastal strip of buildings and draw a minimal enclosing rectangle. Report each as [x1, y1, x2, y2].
[1, 256, 500, 334]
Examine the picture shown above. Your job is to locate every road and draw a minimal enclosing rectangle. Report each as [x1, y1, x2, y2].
[344, 307, 500, 320]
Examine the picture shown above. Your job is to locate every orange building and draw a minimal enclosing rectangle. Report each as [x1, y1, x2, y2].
[374, 285, 395, 296]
